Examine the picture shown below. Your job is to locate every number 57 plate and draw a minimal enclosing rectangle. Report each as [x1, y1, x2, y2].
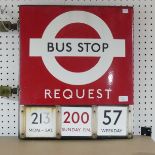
[97, 106, 132, 137]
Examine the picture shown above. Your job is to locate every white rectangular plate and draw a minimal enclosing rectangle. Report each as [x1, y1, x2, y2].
[97, 106, 128, 137]
[61, 107, 92, 137]
[25, 107, 56, 138]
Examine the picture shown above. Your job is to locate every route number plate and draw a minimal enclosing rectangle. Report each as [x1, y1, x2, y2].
[25, 107, 56, 138]
[97, 106, 128, 136]
[61, 107, 92, 137]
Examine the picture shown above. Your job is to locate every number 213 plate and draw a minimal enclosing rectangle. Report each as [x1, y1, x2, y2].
[25, 107, 56, 138]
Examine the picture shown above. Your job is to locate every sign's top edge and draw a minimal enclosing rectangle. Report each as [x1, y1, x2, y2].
[19, 5, 134, 9]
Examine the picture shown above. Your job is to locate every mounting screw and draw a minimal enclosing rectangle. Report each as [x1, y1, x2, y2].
[56, 133, 61, 139]
[21, 133, 25, 138]
[128, 133, 133, 139]
[92, 133, 97, 139]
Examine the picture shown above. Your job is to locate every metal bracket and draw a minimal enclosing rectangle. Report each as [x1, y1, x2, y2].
[92, 105, 97, 139]
[56, 106, 61, 139]
[0, 86, 19, 97]
[141, 127, 152, 136]
[19, 105, 26, 139]
[0, 21, 18, 32]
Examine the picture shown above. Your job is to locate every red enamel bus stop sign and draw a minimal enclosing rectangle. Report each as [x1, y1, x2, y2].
[20, 6, 133, 105]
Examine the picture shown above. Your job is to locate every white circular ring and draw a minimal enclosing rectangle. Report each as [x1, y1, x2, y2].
[41, 11, 114, 85]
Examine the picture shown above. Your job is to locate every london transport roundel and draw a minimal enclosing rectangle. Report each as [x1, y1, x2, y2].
[19, 6, 133, 106]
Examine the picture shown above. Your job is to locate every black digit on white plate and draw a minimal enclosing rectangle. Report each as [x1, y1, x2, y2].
[31, 112, 50, 125]
[102, 110, 122, 125]
[97, 106, 128, 137]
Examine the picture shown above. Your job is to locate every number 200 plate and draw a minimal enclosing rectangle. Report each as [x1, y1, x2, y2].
[61, 107, 92, 137]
